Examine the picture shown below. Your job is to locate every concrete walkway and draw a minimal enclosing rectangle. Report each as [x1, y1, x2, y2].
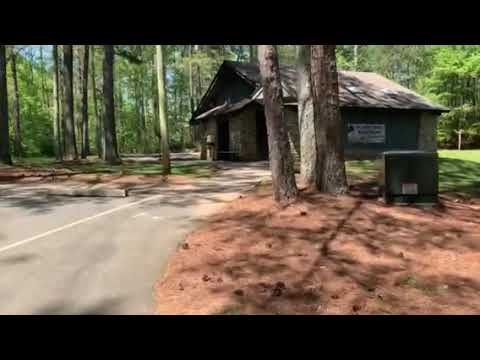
[0, 162, 270, 314]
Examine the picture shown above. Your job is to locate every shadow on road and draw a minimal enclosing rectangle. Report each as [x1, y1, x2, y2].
[0, 162, 271, 215]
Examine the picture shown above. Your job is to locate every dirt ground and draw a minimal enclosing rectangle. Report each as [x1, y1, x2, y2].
[154, 183, 480, 315]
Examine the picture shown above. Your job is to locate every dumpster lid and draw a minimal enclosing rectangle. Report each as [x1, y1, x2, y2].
[382, 150, 438, 156]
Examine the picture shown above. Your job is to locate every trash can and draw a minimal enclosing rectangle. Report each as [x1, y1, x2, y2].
[381, 150, 438, 205]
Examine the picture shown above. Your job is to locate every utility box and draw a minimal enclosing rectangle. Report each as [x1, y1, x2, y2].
[381, 151, 438, 205]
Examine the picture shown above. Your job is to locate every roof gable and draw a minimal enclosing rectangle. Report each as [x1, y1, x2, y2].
[223, 61, 448, 112]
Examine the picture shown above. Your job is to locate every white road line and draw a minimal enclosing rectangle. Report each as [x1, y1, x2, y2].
[132, 212, 147, 219]
[0, 194, 164, 255]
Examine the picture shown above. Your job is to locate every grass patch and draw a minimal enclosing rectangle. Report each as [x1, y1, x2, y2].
[345, 160, 379, 183]
[12, 150, 480, 197]
[437, 150, 480, 196]
[346, 150, 480, 198]
[12, 156, 215, 178]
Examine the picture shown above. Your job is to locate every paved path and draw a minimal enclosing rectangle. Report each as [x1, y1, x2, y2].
[0, 162, 270, 314]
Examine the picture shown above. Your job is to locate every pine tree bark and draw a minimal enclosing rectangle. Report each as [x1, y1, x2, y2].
[81, 45, 90, 158]
[353, 45, 359, 70]
[102, 45, 120, 164]
[0, 45, 11, 165]
[74, 46, 83, 153]
[137, 46, 147, 153]
[194, 45, 202, 107]
[156, 45, 171, 175]
[189, 45, 195, 115]
[62, 45, 78, 161]
[10, 51, 22, 157]
[297, 45, 318, 188]
[39, 46, 50, 108]
[258, 45, 298, 203]
[249, 45, 255, 62]
[310, 45, 347, 194]
[90, 46, 102, 158]
[59, 46, 66, 154]
[52, 45, 62, 160]
[151, 58, 161, 151]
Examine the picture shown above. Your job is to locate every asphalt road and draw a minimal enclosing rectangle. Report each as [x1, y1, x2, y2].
[0, 162, 270, 314]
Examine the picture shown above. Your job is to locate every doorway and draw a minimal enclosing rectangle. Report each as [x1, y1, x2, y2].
[217, 117, 230, 160]
[256, 110, 269, 160]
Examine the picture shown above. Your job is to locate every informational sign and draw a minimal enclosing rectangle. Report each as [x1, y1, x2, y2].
[402, 183, 418, 195]
[347, 123, 386, 144]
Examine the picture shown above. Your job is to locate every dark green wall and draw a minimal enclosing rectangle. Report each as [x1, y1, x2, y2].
[342, 108, 420, 155]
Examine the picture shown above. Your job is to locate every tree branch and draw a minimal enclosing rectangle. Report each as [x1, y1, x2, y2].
[114, 46, 143, 64]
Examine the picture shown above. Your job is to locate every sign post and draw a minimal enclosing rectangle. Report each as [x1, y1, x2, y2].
[347, 124, 386, 144]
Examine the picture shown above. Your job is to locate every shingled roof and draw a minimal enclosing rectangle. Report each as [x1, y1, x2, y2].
[223, 61, 448, 112]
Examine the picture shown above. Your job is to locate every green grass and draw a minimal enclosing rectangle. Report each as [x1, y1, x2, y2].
[12, 150, 480, 197]
[346, 150, 480, 198]
[12, 156, 215, 178]
[345, 160, 380, 183]
[438, 150, 480, 163]
[437, 150, 480, 196]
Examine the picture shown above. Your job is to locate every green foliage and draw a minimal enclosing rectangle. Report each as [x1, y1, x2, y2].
[418, 46, 480, 148]
[7, 48, 54, 157]
[337, 45, 480, 149]
[7, 45, 480, 158]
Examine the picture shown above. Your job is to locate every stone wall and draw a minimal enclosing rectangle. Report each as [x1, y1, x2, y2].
[196, 107, 439, 163]
[196, 118, 218, 160]
[229, 107, 257, 161]
[241, 107, 258, 161]
[229, 115, 242, 155]
[418, 112, 438, 152]
[228, 106, 298, 162]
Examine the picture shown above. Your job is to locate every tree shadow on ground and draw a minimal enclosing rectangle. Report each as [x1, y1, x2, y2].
[157, 187, 480, 315]
[30, 296, 126, 315]
[438, 158, 480, 198]
[0, 162, 271, 216]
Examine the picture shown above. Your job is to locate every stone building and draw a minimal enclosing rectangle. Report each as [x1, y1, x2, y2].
[190, 61, 448, 162]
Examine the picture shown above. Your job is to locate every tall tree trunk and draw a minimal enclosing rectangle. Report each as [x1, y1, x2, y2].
[59, 46, 66, 154]
[258, 45, 298, 203]
[52, 45, 62, 161]
[10, 52, 22, 157]
[353, 45, 358, 70]
[195, 65, 202, 106]
[0, 45, 11, 165]
[81, 45, 90, 158]
[39, 46, 50, 108]
[73, 47, 81, 153]
[116, 73, 124, 151]
[102, 45, 120, 164]
[151, 59, 161, 151]
[137, 46, 147, 153]
[134, 77, 143, 152]
[189, 45, 195, 115]
[90, 46, 102, 158]
[297, 45, 317, 188]
[156, 45, 171, 175]
[140, 89, 146, 153]
[62, 45, 78, 161]
[310, 45, 347, 194]
[249, 45, 255, 62]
